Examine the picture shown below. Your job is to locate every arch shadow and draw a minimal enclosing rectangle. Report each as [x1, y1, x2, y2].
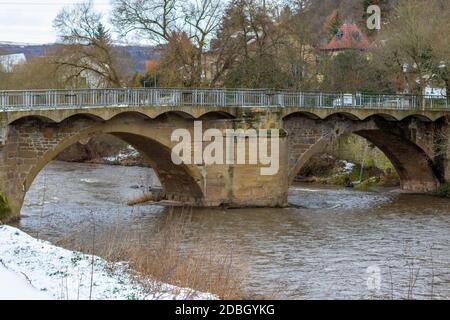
[22, 123, 205, 210]
[288, 129, 441, 192]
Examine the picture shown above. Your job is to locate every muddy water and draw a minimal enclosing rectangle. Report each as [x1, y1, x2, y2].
[13, 161, 450, 299]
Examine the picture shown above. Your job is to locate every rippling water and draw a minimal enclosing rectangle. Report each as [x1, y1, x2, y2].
[13, 161, 450, 300]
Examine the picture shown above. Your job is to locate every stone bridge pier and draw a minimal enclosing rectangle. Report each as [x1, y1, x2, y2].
[1, 105, 450, 222]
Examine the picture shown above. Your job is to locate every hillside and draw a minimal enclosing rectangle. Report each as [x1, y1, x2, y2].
[303, 0, 399, 42]
[0, 42, 160, 73]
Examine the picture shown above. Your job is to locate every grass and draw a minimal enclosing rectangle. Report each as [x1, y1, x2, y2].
[433, 183, 450, 198]
[0, 192, 11, 221]
[328, 164, 388, 188]
[298, 155, 400, 189]
[56, 208, 251, 300]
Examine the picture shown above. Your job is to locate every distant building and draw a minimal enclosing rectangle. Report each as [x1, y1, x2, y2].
[320, 23, 373, 53]
[424, 86, 447, 98]
[0, 53, 26, 72]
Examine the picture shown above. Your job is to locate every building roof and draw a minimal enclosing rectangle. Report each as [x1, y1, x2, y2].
[145, 59, 160, 73]
[321, 23, 373, 52]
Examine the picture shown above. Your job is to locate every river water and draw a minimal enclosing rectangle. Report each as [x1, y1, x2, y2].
[12, 161, 450, 300]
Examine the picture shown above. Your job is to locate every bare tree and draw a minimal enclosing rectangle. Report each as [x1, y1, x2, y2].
[154, 32, 197, 87]
[112, 0, 223, 87]
[53, 1, 129, 88]
[207, 2, 245, 86]
[375, 0, 447, 95]
[0, 48, 8, 88]
[0, 53, 67, 90]
[184, 0, 224, 83]
[210, 0, 294, 88]
[278, 7, 316, 89]
[111, 0, 178, 43]
[431, 1, 450, 97]
[183, 0, 224, 48]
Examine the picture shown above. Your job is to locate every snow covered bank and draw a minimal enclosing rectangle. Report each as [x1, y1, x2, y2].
[0, 225, 216, 300]
[0, 264, 51, 300]
[103, 145, 140, 163]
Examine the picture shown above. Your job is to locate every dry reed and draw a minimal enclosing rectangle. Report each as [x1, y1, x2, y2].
[56, 207, 249, 300]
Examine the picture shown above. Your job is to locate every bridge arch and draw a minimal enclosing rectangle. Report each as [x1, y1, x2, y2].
[107, 111, 152, 122]
[198, 111, 236, 120]
[361, 113, 398, 122]
[324, 112, 362, 121]
[285, 115, 442, 192]
[4, 114, 206, 218]
[400, 114, 434, 122]
[9, 115, 58, 125]
[154, 110, 196, 120]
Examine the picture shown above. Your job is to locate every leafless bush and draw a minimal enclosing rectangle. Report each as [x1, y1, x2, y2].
[56, 207, 249, 300]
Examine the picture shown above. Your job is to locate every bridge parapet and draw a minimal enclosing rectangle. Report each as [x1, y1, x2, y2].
[0, 88, 449, 112]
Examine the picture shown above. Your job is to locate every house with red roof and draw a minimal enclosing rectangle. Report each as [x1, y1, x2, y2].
[320, 23, 374, 53]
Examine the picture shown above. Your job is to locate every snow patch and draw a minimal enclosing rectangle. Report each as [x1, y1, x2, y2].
[80, 178, 101, 184]
[0, 264, 51, 300]
[0, 225, 216, 300]
[103, 146, 140, 163]
[334, 160, 356, 177]
[341, 161, 356, 173]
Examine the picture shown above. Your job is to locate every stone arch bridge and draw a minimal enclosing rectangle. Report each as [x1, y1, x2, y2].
[1, 88, 449, 221]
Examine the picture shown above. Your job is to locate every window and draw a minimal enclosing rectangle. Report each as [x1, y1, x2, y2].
[352, 31, 361, 41]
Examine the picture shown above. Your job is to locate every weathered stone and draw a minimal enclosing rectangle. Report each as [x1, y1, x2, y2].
[0, 109, 290, 220]
[284, 114, 447, 193]
[0, 106, 449, 221]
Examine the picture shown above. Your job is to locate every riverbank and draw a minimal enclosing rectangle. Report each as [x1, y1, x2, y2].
[0, 225, 216, 300]
[295, 154, 400, 190]
[56, 135, 148, 167]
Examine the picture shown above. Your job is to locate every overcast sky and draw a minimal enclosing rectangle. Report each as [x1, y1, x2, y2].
[0, 0, 112, 44]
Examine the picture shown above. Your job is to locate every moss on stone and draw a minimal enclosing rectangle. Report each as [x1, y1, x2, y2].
[433, 183, 450, 198]
[330, 134, 395, 172]
[0, 192, 11, 221]
[264, 128, 288, 137]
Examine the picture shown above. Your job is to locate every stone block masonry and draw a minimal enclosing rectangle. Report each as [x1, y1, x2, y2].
[1, 105, 449, 221]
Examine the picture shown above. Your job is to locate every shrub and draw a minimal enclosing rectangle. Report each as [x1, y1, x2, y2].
[56, 208, 253, 299]
[0, 192, 11, 221]
[433, 183, 450, 198]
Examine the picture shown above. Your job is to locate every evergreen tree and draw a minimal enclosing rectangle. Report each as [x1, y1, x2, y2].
[325, 10, 342, 39]
[94, 23, 111, 44]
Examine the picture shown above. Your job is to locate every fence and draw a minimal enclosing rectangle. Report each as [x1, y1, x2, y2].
[0, 88, 448, 111]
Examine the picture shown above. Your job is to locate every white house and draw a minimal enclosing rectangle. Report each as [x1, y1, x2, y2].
[424, 86, 447, 98]
[0, 53, 27, 72]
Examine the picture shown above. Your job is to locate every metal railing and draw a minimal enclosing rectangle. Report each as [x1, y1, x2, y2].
[0, 88, 449, 111]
